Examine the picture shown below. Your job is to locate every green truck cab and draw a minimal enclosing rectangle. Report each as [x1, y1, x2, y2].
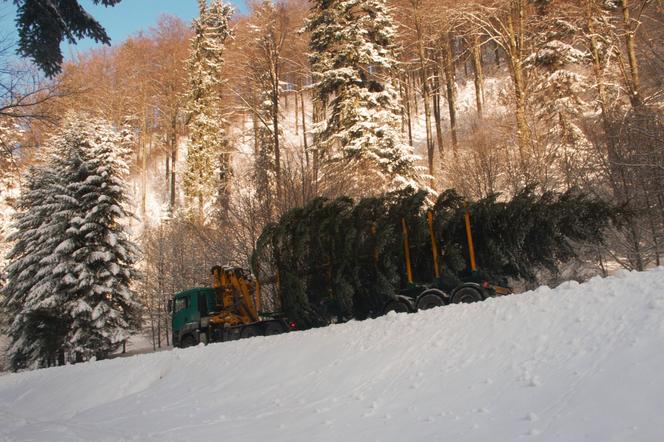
[169, 270, 294, 348]
[171, 287, 216, 348]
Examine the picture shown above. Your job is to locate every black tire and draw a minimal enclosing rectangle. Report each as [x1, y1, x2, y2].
[180, 335, 196, 348]
[263, 321, 287, 336]
[416, 291, 446, 310]
[384, 299, 412, 314]
[240, 325, 260, 339]
[451, 287, 483, 304]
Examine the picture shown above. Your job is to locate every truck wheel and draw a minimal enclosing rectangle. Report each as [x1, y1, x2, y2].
[416, 291, 446, 310]
[452, 287, 483, 304]
[181, 335, 196, 348]
[263, 321, 287, 336]
[240, 325, 260, 339]
[384, 300, 411, 314]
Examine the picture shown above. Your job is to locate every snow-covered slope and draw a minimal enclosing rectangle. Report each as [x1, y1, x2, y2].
[1, 269, 663, 441]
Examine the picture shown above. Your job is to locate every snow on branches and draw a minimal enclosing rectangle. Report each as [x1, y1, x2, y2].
[183, 0, 234, 222]
[1, 114, 141, 370]
[305, 0, 422, 195]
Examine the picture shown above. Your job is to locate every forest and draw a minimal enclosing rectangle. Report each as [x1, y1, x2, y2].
[0, 0, 662, 366]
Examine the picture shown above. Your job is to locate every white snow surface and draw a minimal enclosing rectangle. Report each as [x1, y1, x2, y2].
[1, 268, 664, 441]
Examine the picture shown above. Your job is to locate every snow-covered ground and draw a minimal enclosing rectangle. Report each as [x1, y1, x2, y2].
[1, 268, 663, 441]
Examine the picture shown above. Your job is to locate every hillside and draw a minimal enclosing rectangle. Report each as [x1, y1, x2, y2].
[0, 268, 662, 441]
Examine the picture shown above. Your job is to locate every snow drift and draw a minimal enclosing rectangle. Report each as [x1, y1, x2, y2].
[1, 268, 663, 441]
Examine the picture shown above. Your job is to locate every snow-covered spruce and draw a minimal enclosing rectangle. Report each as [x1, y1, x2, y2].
[2, 166, 65, 369]
[305, 0, 421, 194]
[183, 0, 234, 220]
[1, 115, 141, 369]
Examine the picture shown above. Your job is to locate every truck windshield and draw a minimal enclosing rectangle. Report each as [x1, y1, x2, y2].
[174, 298, 188, 313]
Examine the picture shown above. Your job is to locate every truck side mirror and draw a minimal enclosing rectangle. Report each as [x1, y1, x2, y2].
[166, 300, 173, 314]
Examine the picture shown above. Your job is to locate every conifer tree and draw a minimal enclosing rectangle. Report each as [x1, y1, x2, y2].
[2, 115, 141, 369]
[183, 0, 234, 221]
[304, 0, 421, 194]
[11, 0, 122, 77]
[61, 120, 141, 360]
[2, 165, 65, 369]
[253, 81, 280, 220]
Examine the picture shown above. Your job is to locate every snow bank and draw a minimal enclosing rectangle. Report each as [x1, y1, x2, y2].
[1, 269, 663, 441]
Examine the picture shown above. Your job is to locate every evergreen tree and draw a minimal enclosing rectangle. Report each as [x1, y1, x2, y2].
[253, 75, 280, 220]
[183, 0, 234, 221]
[1, 115, 141, 369]
[2, 165, 65, 369]
[10, 0, 122, 77]
[61, 120, 141, 360]
[304, 0, 421, 194]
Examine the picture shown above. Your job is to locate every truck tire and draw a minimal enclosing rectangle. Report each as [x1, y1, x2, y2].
[451, 287, 483, 304]
[384, 299, 412, 314]
[263, 321, 287, 336]
[240, 325, 260, 339]
[181, 335, 196, 348]
[416, 291, 446, 310]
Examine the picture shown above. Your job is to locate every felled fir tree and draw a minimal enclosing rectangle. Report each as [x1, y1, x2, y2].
[253, 187, 617, 327]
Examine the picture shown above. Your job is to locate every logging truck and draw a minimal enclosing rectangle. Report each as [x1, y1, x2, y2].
[383, 209, 512, 314]
[170, 266, 295, 348]
[170, 208, 511, 347]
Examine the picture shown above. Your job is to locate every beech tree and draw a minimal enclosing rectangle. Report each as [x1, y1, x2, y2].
[246, 0, 290, 218]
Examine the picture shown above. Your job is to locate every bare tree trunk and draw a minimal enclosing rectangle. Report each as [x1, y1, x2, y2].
[432, 64, 445, 157]
[271, 62, 282, 204]
[416, 28, 435, 180]
[170, 115, 177, 213]
[312, 97, 325, 195]
[404, 72, 414, 147]
[252, 103, 260, 157]
[621, 0, 642, 107]
[411, 72, 419, 115]
[506, 1, 531, 167]
[198, 193, 204, 224]
[164, 313, 170, 347]
[443, 33, 459, 155]
[294, 88, 299, 136]
[471, 33, 484, 118]
[585, 0, 614, 157]
[300, 89, 308, 164]
[141, 116, 148, 217]
[165, 156, 170, 186]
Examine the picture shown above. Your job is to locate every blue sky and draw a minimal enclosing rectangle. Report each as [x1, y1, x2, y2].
[1, 0, 248, 57]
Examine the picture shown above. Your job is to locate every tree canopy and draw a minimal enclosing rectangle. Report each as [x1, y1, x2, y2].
[10, 0, 122, 77]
